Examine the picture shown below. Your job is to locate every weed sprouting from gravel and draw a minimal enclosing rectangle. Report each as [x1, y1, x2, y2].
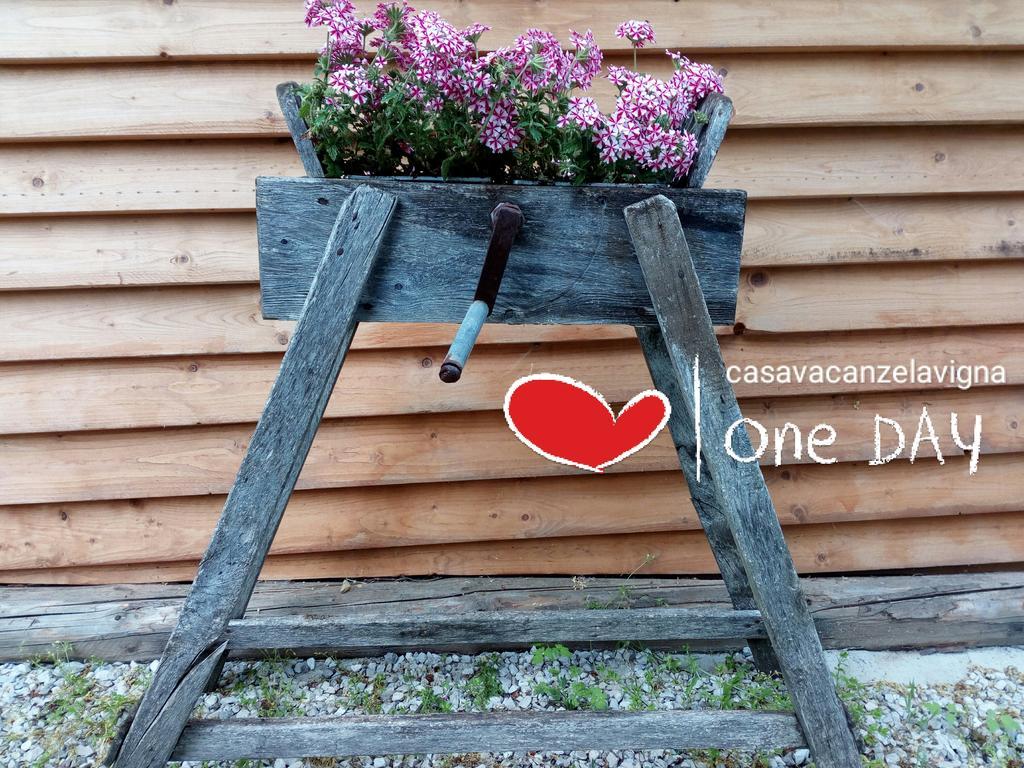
[5, 647, 1024, 767]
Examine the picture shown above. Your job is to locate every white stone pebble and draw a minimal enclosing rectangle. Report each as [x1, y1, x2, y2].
[3, 649, 1023, 767]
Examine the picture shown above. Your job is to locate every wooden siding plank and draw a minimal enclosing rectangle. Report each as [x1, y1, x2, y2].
[0, 213, 259, 290]
[5, 511, 1024, 584]
[740, 194, 1024, 267]
[736, 262, 1024, 332]
[2, 259, 1021, 362]
[715, 52, 1024, 128]
[1, 325, 1021, 434]
[0, 285, 633, 362]
[0, 62, 307, 142]
[6, 54, 1022, 142]
[0, 386, 1019, 506]
[3, 128, 1023, 216]
[2, 453, 1017, 571]
[706, 126, 1024, 199]
[2, 196, 1019, 291]
[3, 1, 1022, 62]
[0, 140, 303, 217]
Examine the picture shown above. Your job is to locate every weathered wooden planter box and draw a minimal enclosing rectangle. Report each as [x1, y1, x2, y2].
[104, 88, 862, 768]
[255, 178, 746, 328]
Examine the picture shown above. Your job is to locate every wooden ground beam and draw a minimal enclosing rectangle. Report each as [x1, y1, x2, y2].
[5, 574, 1023, 661]
[173, 710, 805, 760]
[225, 607, 765, 650]
[108, 186, 397, 768]
[625, 195, 862, 768]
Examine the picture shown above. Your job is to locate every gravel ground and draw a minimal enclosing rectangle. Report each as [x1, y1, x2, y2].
[2, 646, 1023, 768]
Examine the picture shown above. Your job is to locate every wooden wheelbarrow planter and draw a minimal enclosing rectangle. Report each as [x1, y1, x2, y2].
[104, 88, 861, 767]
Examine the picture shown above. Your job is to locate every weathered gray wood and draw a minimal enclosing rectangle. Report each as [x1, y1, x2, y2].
[626, 195, 861, 768]
[225, 607, 764, 650]
[636, 329, 779, 673]
[105, 641, 227, 768]
[642, 89, 778, 672]
[7, 574, 1023, 661]
[109, 186, 397, 767]
[275, 81, 324, 178]
[256, 178, 745, 325]
[173, 709, 805, 759]
[685, 93, 734, 189]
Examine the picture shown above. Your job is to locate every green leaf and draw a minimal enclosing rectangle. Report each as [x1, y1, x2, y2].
[999, 713, 1020, 736]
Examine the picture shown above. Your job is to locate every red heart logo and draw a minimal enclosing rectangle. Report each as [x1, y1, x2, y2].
[504, 373, 671, 473]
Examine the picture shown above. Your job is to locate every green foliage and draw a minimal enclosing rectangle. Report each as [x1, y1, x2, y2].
[466, 655, 503, 709]
[531, 644, 572, 665]
[623, 679, 652, 711]
[833, 651, 890, 757]
[713, 655, 791, 711]
[417, 685, 453, 713]
[980, 708, 1023, 763]
[229, 653, 307, 717]
[531, 645, 608, 711]
[585, 584, 639, 610]
[360, 674, 387, 714]
[14, 650, 151, 766]
[535, 678, 609, 711]
[301, 65, 646, 185]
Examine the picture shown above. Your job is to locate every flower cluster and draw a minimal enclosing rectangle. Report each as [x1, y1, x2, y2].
[614, 19, 656, 49]
[300, 1, 724, 183]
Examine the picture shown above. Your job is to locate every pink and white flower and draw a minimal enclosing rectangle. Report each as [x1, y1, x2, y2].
[480, 99, 523, 153]
[557, 97, 602, 129]
[328, 65, 373, 105]
[615, 19, 656, 48]
[303, 4, 722, 181]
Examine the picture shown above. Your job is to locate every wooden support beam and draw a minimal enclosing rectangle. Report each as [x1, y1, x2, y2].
[172, 710, 805, 760]
[637, 328, 779, 673]
[224, 607, 765, 650]
[639, 93, 778, 673]
[110, 186, 396, 767]
[626, 195, 861, 767]
[685, 93, 734, 188]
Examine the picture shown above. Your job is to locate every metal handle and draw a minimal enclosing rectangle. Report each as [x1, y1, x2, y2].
[439, 202, 524, 383]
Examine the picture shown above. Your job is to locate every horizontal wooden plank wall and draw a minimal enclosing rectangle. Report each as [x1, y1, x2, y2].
[1, 1, 1023, 584]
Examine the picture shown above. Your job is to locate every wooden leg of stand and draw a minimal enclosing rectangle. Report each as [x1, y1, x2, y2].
[107, 186, 397, 768]
[636, 326, 779, 673]
[625, 195, 861, 768]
